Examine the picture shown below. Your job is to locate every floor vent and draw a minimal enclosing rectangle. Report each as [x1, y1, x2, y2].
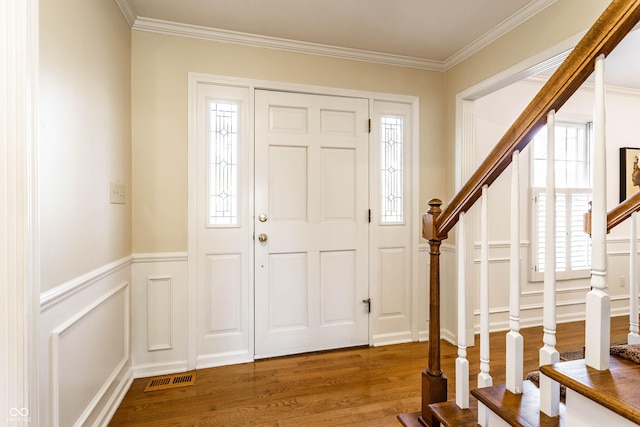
[144, 372, 196, 392]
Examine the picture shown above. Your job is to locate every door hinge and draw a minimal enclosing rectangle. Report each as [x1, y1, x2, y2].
[362, 298, 371, 313]
[368, 118, 371, 133]
[368, 209, 371, 223]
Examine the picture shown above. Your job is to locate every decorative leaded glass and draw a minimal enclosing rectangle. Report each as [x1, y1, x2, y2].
[381, 116, 404, 223]
[208, 102, 239, 225]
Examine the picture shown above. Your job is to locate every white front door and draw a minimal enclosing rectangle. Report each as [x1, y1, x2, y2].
[254, 90, 370, 358]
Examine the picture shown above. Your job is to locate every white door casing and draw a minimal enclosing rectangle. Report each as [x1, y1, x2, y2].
[254, 90, 370, 358]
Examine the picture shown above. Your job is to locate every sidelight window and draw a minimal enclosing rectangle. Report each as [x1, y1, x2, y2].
[380, 116, 404, 224]
[208, 101, 239, 226]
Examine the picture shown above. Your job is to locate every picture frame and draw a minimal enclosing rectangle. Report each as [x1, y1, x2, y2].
[620, 147, 640, 202]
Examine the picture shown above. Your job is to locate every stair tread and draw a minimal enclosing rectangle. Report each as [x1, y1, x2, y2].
[471, 380, 565, 427]
[428, 397, 479, 426]
[539, 355, 640, 424]
[396, 411, 423, 427]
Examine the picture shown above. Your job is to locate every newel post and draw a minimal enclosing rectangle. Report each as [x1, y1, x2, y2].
[421, 199, 448, 425]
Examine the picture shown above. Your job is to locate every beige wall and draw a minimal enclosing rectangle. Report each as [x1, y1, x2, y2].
[39, 0, 132, 291]
[131, 31, 445, 252]
[441, 0, 611, 205]
[38, 0, 615, 260]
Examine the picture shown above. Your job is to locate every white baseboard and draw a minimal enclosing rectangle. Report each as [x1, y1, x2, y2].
[196, 351, 253, 370]
[372, 331, 412, 347]
[441, 328, 457, 345]
[133, 360, 189, 379]
[94, 366, 134, 427]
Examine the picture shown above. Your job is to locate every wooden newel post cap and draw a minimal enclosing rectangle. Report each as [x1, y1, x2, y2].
[427, 198, 442, 214]
[423, 198, 444, 241]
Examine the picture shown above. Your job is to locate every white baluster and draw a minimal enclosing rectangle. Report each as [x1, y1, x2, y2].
[478, 185, 492, 427]
[585, 54, 611, 371]
[629, 212, 640, 344]
[540, 110, 560, 417]
[456, 212, 470, 409]
[506, 150, 523, 395]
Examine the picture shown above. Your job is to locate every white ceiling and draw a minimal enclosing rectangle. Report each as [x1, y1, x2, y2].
[120, 0, 640, 89]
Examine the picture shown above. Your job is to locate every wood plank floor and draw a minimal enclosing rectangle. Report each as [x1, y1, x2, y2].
[109, 316, 630, 426]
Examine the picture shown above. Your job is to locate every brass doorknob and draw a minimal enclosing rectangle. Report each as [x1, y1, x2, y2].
[258, 233, 268, 243]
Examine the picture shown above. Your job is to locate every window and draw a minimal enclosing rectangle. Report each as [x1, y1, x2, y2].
[380, 116, 404, 223]
[208, 101, 239, 226]
[530, 121, 592, 280]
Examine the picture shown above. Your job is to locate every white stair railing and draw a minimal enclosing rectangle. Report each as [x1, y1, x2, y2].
[478, 185, 492, 426]
[456, 212, 470, 409]
[629, 212, 640, 345]
[506, 150, 523, 395]
[585, 54, 611, 371]
[539, 110, 560, 417]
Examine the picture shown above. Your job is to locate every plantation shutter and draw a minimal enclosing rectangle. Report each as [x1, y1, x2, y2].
[533, 188, 591, 280]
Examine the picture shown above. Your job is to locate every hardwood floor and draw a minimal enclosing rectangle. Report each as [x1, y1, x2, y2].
[109, 316, 630, 426]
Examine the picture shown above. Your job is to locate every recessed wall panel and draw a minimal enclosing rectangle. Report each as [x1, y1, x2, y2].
[380, 247, 406, 316]
[320, 250, 356, 325]
[206, 254, 241, 334]
[270, 146, 307, 221]
[269, 253, 308, 330]
[147, 276, 172, 350]
[321, 148, 356, 221]
[53, 284, 128, 427]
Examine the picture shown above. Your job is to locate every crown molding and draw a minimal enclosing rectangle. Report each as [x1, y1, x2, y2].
[132, 17, 445, 71]
[122, 0, 555, 72]
[114, 0, 137, 27]
[444, 0, 557, 70]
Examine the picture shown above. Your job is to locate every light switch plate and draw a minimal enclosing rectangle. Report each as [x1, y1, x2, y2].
[110, 182, 126, 204]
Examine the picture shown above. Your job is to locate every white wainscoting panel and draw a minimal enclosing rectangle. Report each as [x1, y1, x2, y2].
[39, 258, 132, 427]
[467, 238, 636, 335]
[147, 276, 173, 351]
[132, 253, 188, 378]
[51, 282, 129, 427]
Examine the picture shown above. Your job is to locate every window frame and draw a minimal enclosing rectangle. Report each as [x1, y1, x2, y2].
[529, 120, 593, 282]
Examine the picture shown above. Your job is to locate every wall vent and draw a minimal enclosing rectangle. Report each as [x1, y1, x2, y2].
[144, 372, 196, 392]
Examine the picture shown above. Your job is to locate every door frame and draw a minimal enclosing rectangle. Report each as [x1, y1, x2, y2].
[187, 73, 420, 369]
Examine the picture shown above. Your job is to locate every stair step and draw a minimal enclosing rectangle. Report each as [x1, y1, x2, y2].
[539, 355, 640, 424]
[397, 411, 423, 427]
[471, 380, 565, 427]
[428, 396, 479, 426]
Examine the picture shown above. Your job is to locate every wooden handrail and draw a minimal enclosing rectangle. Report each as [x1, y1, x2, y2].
[433, 0, 640, 239]
[585, 190, 640, 235]
[607, 191, 640, 232]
